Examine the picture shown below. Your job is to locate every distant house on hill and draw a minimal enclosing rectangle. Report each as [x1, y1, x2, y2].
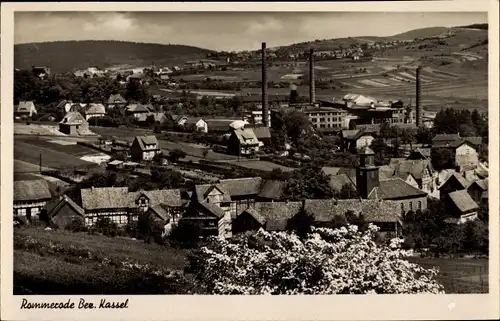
[59, 111, 90, 135]
[14, 179, 52, 222]
[32, 66, 50, 79]
[107, 94, 127, 109]
[431, 134, 481, 171]
[185, 118, 208, 133]
[130, 135, 161, 161]
[14, 101, 37, 119]
[136, 112, 167, 124]
[82, 103, 106, 121]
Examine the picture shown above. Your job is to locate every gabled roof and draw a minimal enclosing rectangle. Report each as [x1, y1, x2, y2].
[462, 136, 482, 147]
[45, 195, 85, 218]
[107, 94, 126, 104]
[254, 201, 303, 231]
[304, 199, 401, 223]
[81, 187, 131, 210]
[199, 201, 225, 218]
[133, 135, 159, 151]
[448, 190, 479, 213]
[59, 111, 88, 125]
[132, 189, 182, 207]
[194, 184, 231, 203]
[368, 178, 427, 200]
[218, 177, 263, 197]
[252, 126, 272, 140]
[137, 113, 166, 123]
[231, 128, 260, 145]
[127, 104, 153, 113]
[438, 172, 470, 190]
[468, 178, 488, 191]
[258, 180, 286, 200]
[84, 103, 106, 115]
[321, 167, 357, 184]
[240, 207, 267, 225]
[388, 158, 433, 180]
[14, 179, 52, 202]
[15, 101, 36, 113]
[148, 204, 172, 221]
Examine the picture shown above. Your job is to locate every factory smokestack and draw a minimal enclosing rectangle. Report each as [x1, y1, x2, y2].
[416, 66, 422, 127]
[261, 42, 269, 128]
[309, 48, 316, 104]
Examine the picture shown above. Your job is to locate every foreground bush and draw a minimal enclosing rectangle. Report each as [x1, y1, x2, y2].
[186, 224, 445, 294]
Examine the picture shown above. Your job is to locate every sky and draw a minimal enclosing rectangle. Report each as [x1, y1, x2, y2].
[15, 12, 487, 51]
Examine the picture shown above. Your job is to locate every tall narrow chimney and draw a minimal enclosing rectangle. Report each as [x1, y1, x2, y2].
[416, 66, 422, 127]
[309, 48, 316, 104]
[261, 42, 269, 128]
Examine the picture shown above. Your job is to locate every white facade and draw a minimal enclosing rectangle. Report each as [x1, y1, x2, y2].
[355, 135, 375, 149]
[195, 119, 208, 133]
[455, 143, 479, 170]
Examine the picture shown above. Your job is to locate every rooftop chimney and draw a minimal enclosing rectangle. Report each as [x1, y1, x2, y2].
[309, 48, 316, 104]
[261, 42, 269, 128]
[416, 66, 422, 127]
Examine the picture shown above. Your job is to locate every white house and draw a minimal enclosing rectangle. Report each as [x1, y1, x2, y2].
[455, 141, 479, 171]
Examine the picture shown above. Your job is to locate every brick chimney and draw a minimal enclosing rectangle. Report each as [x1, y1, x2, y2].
[309, 48, 316, 104]
[416, 66, 422, 127]
[261, 42, 269, 128]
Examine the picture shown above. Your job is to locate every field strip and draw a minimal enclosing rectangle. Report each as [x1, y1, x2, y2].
[357, 79, 390, 87]
[341, 82, 364, 89]
[48, 140, 78, 146]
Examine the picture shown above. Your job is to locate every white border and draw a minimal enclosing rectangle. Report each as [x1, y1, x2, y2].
[1, 2, 499, 320]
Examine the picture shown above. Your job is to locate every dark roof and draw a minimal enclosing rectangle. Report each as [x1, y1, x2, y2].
[149, 204, 172, 221]
[218, 177, 263, 197]
[321, 167, 357, 184]
[199, 201, 225, 218]
[258, 180, 285, 200]
[433, 134, 461, 142]
[388, 159, 432, 180]
[368, 178, 427, 200]
[468, 178, 488, 191]
[438, 172, 470, 190]
[194, 184, 231, 203]
[254, 201, 303, 231]
[134, 135, 159, 151]
[252, 126, 272, 140]
[59, 111, 88, 125]
[81, 187, 131, 210]
[14, 180, 52, 202]
[45, 195, 85, 218]
[463, 136, 482, 146]
[107, 94, 126, 104]
[448, 190, 479, 213]
[304, 199, 401, 223]
[407, 148, 431, 160]
[240, 207, 267, 225]
[131, 189, 182, 207]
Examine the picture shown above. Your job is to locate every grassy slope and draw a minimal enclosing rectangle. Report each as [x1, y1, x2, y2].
[14, 40, 214, 73]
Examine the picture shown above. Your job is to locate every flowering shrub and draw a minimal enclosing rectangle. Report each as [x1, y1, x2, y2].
[186, 224, 445, 294]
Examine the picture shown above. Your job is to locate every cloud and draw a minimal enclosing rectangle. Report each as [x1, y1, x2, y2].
[83, 13, 134, 32]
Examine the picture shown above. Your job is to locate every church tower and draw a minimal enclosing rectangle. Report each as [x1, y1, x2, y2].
[356, 147, 380, 198]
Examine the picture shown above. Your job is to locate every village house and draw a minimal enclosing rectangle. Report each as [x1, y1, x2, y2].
[136, 112, 167, 124]
[431, 134, 482, 170]
[130, 135, 161, 161]
[355, 147, 428, 214]
[58, 111, 90, 135]
[107, 94, 127, 109]
[44, 195, 85, 228]
[80, 186, 182, 227]
[14, 179, 52, 222]
[379, 166, 420, 190]
[252, 126, 272, 147]
[385, 158, 438, 198]
[179, 117, 208, 133]
[82, 103, 106, 121]
[438, 172, 470, 200]
[56, 100, 75, 113]
[467, 178, 488, 204]
[125, 103, 154, 118]
[341, 129, 375, 153]
[14, 101, 37, 119]
[444, 190, 479, 224]
[227, 127, 262, 156]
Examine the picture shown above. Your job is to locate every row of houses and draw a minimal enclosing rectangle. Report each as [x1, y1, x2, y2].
[14, 145, 487, 238]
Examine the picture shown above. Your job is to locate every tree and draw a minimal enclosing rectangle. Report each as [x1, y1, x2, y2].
[186, 225, 445, 294]
[286, 209, 315, 239]
[431, 148, 455, 171]
[283, 165, 334, 200]
[151, 166, 184, 189]
[334, 183, 359, 199]
[416, 126, 433, 145]
[400, 128, 415, 150]
[289, 89, 299, 104]
[169, 220, 202, 248]
[202, 149, 209, 158]
[168, 149, 187, 162]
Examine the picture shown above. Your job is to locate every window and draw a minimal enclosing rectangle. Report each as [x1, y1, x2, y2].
[31, 207, 40, 216]
[401, 203, 405, 214]
[17, 208, 27, 216]
[418, 201, 422, 210]
[409, 202, 413, 211]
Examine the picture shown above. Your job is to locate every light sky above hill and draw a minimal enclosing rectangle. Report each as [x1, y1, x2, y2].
[15, 12, 487, 51]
